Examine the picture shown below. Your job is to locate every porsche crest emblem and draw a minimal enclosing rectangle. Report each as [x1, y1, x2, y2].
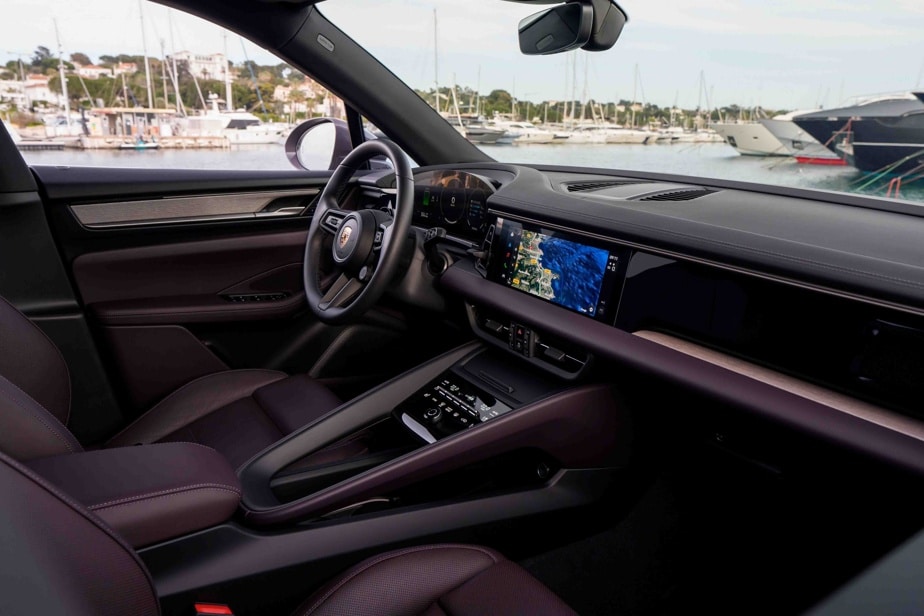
[338, 226, 353, 249]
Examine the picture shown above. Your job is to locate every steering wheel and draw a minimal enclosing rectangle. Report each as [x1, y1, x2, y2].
[303, 139, 414, 324]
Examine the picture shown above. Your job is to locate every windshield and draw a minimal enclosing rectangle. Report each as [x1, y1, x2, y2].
[321, 0, 924, 205]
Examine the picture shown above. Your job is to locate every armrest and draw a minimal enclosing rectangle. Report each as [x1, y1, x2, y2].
[26, 442, 241, 548]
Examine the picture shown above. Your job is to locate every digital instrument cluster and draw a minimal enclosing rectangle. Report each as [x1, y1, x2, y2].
[411, 170, 494, 241]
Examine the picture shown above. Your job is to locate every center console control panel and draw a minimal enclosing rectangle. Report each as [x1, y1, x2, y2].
[394, 372, 514, 444]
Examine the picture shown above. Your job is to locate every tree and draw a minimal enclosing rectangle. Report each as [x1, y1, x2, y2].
[31, 46, 52, 66]
[70, 52, 92, 66]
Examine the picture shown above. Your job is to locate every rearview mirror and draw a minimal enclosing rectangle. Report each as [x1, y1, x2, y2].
[518, 2, 593, 55]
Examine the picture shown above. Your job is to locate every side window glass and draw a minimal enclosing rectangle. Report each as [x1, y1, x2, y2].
[2, 1, 347, 170]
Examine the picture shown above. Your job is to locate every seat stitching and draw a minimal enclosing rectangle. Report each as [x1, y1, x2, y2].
[0, 376, 77, 453]
[299, 544, 499, 616]
[0, 295, 73, 426]
[107, 368, 287, 444]
[139, 441, 222, 455]
[89, 483, 242, 510]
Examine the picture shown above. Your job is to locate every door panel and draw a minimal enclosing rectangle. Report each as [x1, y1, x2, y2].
[36, 166, 344, 419]
[72, 231, 308, 305]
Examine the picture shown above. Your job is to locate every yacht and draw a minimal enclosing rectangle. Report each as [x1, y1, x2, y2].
[834, 94, 924, 174]
[487, 120, 556, 144]
[563, 124, 611, 144]
[758, 112, 842, 164]
[711, 121, 789, 156]
[791, 93, 924, 158]
[181, 94, 292, 145]
[443, 116, 507, 144]
[604, 128, 651, 144]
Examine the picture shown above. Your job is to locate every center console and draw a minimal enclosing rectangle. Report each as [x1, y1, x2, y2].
[234, 342, 630, 528]
[143, 344, 633, 603]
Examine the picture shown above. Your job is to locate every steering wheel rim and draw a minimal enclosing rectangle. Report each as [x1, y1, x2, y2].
[303, 139, 414, 324]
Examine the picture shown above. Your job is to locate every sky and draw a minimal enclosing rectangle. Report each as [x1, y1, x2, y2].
[2, 0, 924, 110]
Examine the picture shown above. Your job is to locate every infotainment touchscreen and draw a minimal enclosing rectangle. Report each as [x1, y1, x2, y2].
[488, 217, 623, 321]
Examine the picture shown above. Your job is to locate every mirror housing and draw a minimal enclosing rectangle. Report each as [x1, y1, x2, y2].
[285, 117, 352, 171]
[518, 2, 593, 55]
[582, 0, 628, 51]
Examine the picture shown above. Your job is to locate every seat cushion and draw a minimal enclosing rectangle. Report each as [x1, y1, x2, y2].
[294, 544, 577, 616]
[108, 371, 342, 469]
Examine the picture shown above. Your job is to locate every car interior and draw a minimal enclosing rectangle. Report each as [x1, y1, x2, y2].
[1, 0, 924, 615]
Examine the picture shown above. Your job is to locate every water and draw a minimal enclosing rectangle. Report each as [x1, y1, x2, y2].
[20, 142, 924, 205]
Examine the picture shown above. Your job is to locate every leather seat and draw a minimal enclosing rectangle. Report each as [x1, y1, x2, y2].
[0, 295, 342, 467]
[0, 450, 577, 616]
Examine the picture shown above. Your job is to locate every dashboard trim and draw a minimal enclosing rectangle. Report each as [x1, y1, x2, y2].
[634, 330, 924, 444]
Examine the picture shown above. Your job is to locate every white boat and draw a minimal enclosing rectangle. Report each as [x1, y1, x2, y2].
[604, 128, 651, 144]
[711, 122, 789, 156]
[487, 120, 556, 144]
[563, 125, 611, 144]
[119, 137, 160, 150]
[690, 129, 726, 143]
[758, 112, 841, 162]
[653, 126, 689, 143]
[180, 94, 291, 145]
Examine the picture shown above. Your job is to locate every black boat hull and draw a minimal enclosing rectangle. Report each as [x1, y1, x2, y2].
[846, 114, 924, 173]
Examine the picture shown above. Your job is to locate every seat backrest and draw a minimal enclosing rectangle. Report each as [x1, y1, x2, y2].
[0, 450, 159, 616]
[0, 295, 81, 459]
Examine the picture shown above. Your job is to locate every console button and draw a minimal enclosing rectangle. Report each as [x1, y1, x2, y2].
[424, 407, 442, 422]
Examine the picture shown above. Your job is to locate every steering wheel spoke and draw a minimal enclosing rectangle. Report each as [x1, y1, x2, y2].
[318, 207, 350, 235]
[318, 274, 365, 311]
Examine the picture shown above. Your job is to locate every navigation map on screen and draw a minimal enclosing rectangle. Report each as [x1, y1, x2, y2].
[506, 228, 610, 317]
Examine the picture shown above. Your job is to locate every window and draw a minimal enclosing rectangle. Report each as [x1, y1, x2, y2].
[321, 0, 924, 206]
[2, 0, 345, 169]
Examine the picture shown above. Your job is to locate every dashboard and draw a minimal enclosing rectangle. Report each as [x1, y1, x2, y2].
[363, 164, 924, 434]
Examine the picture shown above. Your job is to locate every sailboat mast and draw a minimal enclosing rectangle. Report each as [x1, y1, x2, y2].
[631, 63, 638, 128]
[580, 54, 588, 125]
[433, 9, 439, 112]
[139, 0, 154, 109]
[53, 19, 71, 129]
[475, 65, 481, 116]
[569, 52, 577, 128]
[160, 39, 168, 109]
[223, 32, 233, 111]
[168, 9, 182, 113]
[562, 53, 569, 125]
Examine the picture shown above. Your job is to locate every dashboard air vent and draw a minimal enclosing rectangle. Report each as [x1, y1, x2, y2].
[566, 180, 648, 192]
[640, 188, 718, 201]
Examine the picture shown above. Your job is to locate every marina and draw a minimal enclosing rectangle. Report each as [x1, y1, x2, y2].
[19, 140, 924, 205]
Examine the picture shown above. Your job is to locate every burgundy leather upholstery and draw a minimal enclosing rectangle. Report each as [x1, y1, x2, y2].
[0, 446, 574, 616]
[295, 544, 578, 616]
[0, 296, 71, 424]
[0, 451, 160, 616]
[109, 372, 343, 469]
[0, 372, 83, 460]
[26, 443, 241, 548]
[106, 369, 287, 445]
[0, 297, 82, 461]
[0, 293, 341, 468]
[1, 447, 574, 616]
